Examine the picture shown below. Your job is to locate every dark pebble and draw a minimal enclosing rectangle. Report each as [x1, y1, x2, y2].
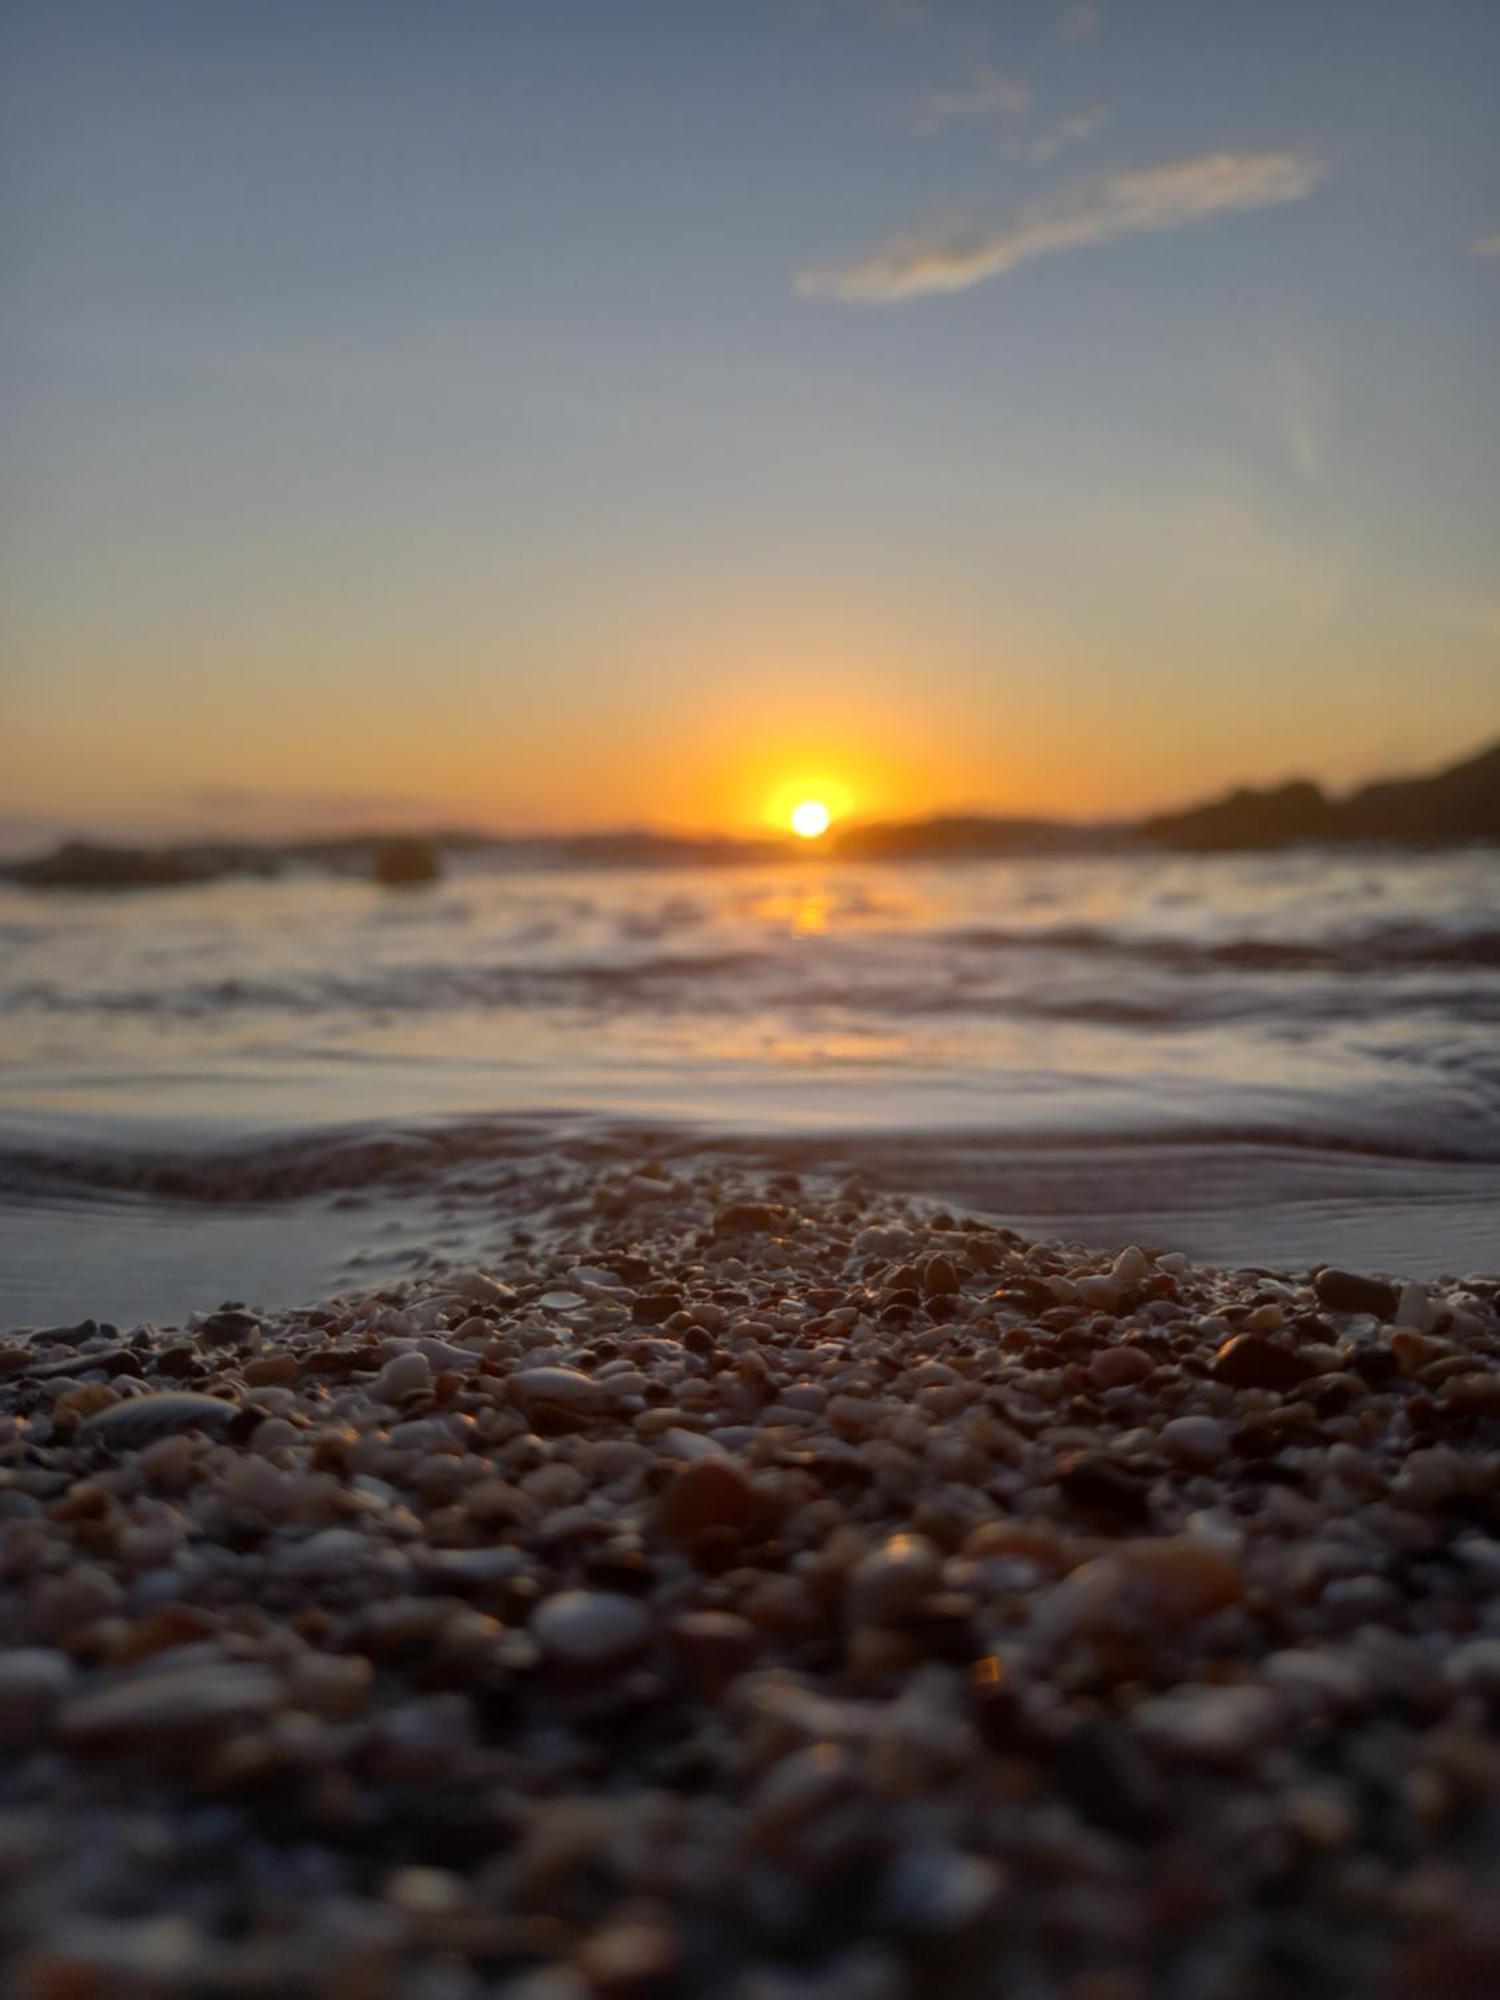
[1314, 1268, 1400, 1318]
[1212, 1333, 1316, 1390]
[1056, 1451, 1153, 1525]
[632, 1292, 683, 1326]
[1054, 1721, 1164, 1839]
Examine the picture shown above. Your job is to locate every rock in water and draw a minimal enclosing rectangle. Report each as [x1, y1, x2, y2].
[372, 838, 441, 887]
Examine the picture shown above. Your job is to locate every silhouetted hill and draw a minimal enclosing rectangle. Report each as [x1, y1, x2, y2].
[5, 737, 1496, 886]
[1138, 780, 1337, 851]
[1339, 739, 1500, 843]
[1142, 738, 1500, 850]
[830, 816, 1105, 860]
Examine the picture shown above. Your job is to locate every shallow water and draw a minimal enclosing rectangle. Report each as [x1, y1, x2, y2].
[3, 847, 1498, 1319]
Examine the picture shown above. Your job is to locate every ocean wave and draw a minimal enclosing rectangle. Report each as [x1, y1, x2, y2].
[5, 1107, 1500, 1209]
[945, 923, 1500, 970]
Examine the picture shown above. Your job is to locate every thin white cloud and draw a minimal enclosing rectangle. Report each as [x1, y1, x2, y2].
[1473, 230, 1500, 257]
[1028, 105, 1109, 163]
[797, 149, 1325, 303]
[1271, 348, 1327, 482]
[913, 65, 1029, 133]
[1060, 2, 1101, 41]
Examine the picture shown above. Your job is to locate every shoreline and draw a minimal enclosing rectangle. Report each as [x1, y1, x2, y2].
[3, 1162, 1500, 1996]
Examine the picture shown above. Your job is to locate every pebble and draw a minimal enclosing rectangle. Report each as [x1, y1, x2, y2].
[0, 1649, 73, 1746]
[0, 1160, 1495, 1998]
[373, 1351, 432, 1403]
[1134, 1684, 1279, 1763]
[510, 1367, 611, 1418]
[882, 1843, 1005, 1934]
[1159, 1414, 1229, 1467]
[654, 1457, 766, 1543]
[530, 1590, 653, 1669]
[1314, 1268, 1400, 1318]
[1056, 1451, 1152, 1524]
[59, 1663, 282, 1745]
[1211, 1333, 1315, 1389]
[846, 1534, 941, 1626]
[77, 1392, 239, 1449]
[1111, 1245, 1151, 1286]
[1089, 1345, 1153, 1390]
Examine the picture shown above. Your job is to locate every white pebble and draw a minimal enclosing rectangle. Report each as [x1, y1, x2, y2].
[531, 1591, 652, 1669]
[374, 1352, 432, 1404]
[1111, 1245, 1151, 1286]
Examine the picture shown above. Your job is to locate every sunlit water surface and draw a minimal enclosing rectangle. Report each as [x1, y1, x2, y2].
[2, 848, 1497, 1319]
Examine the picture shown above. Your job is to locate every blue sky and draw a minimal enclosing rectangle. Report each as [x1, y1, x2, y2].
[2, 0, 1497, 839]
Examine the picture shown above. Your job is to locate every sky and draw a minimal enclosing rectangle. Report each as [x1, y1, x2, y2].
[2, 0, 1497, 843]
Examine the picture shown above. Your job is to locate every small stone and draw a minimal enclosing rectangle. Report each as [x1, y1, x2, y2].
[1160, 1415, 1229, 1468]
[1075, 1276, 1121, 1312]
[1313, 1268, 1400, 1318]
[1089, 1346, 1153, 1390]
[653, 1458, 766, 1545]
[846, 1534, 942, 1626]
[60, 1663, 282, 1746]
[511, 1367, 610, 1421]
[714, 1202, 782, 1237]
[1443, 1638, 1500, 1697]
[1111, 1245, 1151, 1286]
[0, 1649, 73, 1746]
[1054, 1721, 1163, 1838]
[1212, 1334, 1314, 1390]
[78, 1393, 238, 1450]
[669, 1611, 759, 1698]
[576, 1920, 680, 1992]
[1393, 1280, 1434, 1331]
[1036, 1535, 1243, 1647]
[373, 1351, 432, 1404]
[531, 1591, 652, 1670]
[882, 1844, 1005, 1935]
[921, 1254, 960, 1297]
[1134, 1684, 1279, 1763]
[749, 1742, 858, 1841]
[447, 1269, 516, 1305]
[52, 1382, 120, 1424]
[1056, 1452, 1152, 1525]
[279, 1527, 387, 1579]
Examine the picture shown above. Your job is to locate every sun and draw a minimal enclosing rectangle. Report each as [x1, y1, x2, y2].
[789, 799, 832, 840]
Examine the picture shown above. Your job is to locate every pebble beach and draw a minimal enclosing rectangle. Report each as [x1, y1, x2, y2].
[3, 1160, 1500, 1999]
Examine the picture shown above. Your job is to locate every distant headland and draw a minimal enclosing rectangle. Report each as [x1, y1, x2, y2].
[5, 736, 1497, 888]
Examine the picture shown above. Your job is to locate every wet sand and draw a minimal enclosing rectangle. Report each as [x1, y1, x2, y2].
[2, 1161, 1499, 1997]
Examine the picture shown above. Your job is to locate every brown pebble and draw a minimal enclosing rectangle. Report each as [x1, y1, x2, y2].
[652, 1457, 767, 1545]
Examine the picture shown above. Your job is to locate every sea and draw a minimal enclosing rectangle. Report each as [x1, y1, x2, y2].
[2, 845, 1497, 1324]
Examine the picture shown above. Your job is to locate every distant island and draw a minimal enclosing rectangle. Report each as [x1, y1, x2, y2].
[5, 736, 1497, 888]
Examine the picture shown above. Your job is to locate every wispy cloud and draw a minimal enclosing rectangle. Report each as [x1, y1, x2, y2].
[1473, 230, 1500, 257]
[1028, 105, 1109, 163]
[1270, 347, 1328, 482]
[913, 65, 1029, 133]
[797, 149, 1325, 303]
[1060, 2, 1101, 41]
